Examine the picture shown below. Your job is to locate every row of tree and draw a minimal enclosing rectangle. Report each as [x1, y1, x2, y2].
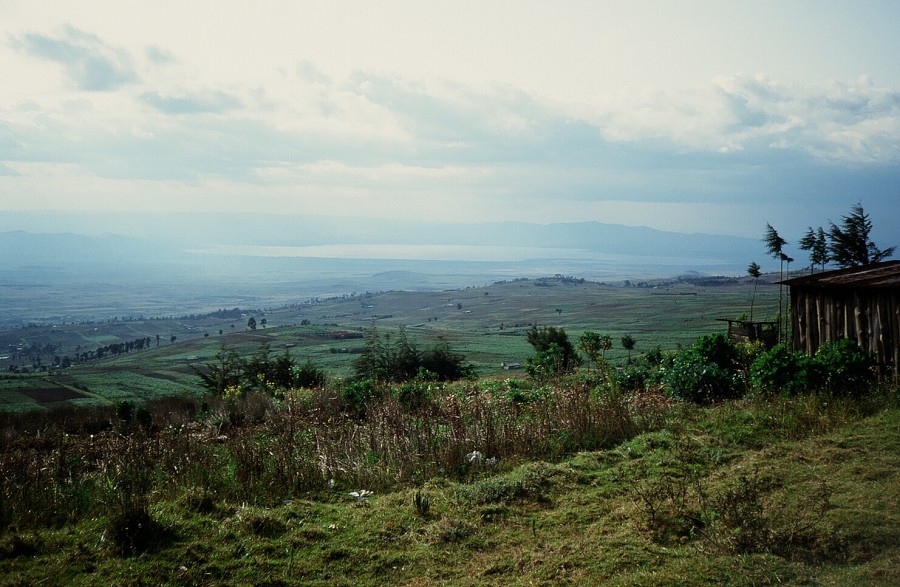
[194, 343, 326, 397]
[763, 202, 894, 275]
[352, 325, 476, 383]
[758, 203, 894, 344]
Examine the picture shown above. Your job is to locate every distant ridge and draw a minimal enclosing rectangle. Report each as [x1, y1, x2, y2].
[0, 212, 762, 270]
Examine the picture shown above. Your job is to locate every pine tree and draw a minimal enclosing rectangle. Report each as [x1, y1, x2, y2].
[827, 203, 895, 268]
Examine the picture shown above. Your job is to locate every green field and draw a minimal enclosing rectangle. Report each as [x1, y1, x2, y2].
[1, 276, 780, 409]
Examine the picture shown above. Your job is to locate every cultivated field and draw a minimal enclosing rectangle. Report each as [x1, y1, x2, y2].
[0, 276, 780, 411]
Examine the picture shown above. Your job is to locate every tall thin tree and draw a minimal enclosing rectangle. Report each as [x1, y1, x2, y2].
[764, 224, 788, 342]
[746, 261, 761, 321]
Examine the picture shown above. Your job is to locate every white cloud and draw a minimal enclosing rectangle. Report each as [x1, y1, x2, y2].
[9, 24, 137, 91]
[1, 4, 899, 240]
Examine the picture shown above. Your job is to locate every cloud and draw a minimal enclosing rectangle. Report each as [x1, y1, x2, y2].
[2, 18, 899, 242]
[296, 61, 330, 85]
[596, 75, 900, 165]
[9, 24, 136, 91]
[145, 45, 175, 65]
[140, 90, 242, 114]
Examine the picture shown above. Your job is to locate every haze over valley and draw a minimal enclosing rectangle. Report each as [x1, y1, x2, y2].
[0, 210, 772, 325]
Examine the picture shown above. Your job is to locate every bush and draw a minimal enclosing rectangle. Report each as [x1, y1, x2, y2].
[353, 326, 474, 383]
[813, 338, 875, 397]
[106, 499, 168, 556]
[393, 378, 434, 409]
[295, 360, 327, 389]
[525, 326, 581, 380]
[694, 333, 742, 372]
[664, 349, 743, 403]
[420, 340, 477, 381]
[341, 379, 381, 407]
[615, 347, 672, 392]
[750, 344, 814, 397]
[663, 334, 745, 403]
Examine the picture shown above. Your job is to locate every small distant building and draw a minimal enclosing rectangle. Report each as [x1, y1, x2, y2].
[780, 260, 900, 382]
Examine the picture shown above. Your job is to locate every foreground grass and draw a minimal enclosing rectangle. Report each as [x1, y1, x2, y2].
[1, 390, 897, 586]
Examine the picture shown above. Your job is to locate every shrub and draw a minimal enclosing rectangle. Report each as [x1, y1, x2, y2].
[341, 379, 381, 407]
[813, 338, 875, 397]
[419, 340, 477, 381]
[615, 348, 672, 392]
[663, 334, 746, 403]
[664, 349, 743, 403]
[525, 326, 581, 380]
[353, 326, 474, 383]
[393, 378, 435, 410]
[694, 333, 742, 371]
[106, 499, 168, 556]
[295, 359, 327, 389]
[750, 344, 814, 397]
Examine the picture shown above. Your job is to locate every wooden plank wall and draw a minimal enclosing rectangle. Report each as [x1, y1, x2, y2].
[790, 287, 899, 382]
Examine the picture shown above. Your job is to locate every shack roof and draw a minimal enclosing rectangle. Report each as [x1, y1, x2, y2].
[779, 260, 900, 289]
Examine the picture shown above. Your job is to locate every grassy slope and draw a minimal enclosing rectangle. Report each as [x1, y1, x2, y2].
[2, 398, 896, 586]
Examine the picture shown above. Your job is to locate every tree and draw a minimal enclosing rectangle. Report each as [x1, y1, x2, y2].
[579, 331, 612, 367]
[827, 202, 895, 268]
[746, 261, 761, 321]
[194, 346, 245, 395]
[764, 223, 787, 264]
[763, 224, 789, 343]
[799, 226, 829, 273]
[621, 334, 636, 363]
[244, 343, 274, 391]
[272, 350, 296, 388]
[578, 331, 618, 391]
[526, 325, 580, 380]
[420, 338, 477, 381]
[352, 324, 473, 383]
[247, 316, 257, 330]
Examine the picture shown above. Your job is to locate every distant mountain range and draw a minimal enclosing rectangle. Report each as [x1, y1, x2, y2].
[0, 213, 764, 273]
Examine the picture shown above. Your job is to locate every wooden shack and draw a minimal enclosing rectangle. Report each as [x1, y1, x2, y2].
[717, 319, 779, 348]
[780, 260, 900, 382]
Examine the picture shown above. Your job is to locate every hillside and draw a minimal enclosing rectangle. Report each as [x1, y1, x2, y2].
[0, 389, 896, 586]
[0, 274, 896, 585]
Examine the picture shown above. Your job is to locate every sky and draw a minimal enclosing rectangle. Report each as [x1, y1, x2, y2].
[1, 0, 899, 244]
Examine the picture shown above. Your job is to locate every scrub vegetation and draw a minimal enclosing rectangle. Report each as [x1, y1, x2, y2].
[0, 276, 897, 585]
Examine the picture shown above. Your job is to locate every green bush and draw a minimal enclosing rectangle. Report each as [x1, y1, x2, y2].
[813, 338, 875, 396]
[750, 344, 813, 397]
[525, 326, 581, 380]
[341, 379, 381, 407]
[694, 333, 742, 372]
[393, 377, 435, 409]
[353, 326, 475, 383]
[664, 349, 742, 403]
[663, 334, 744, 403]
[295, 360, 327, 389]
[615, 347, 672, 391]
